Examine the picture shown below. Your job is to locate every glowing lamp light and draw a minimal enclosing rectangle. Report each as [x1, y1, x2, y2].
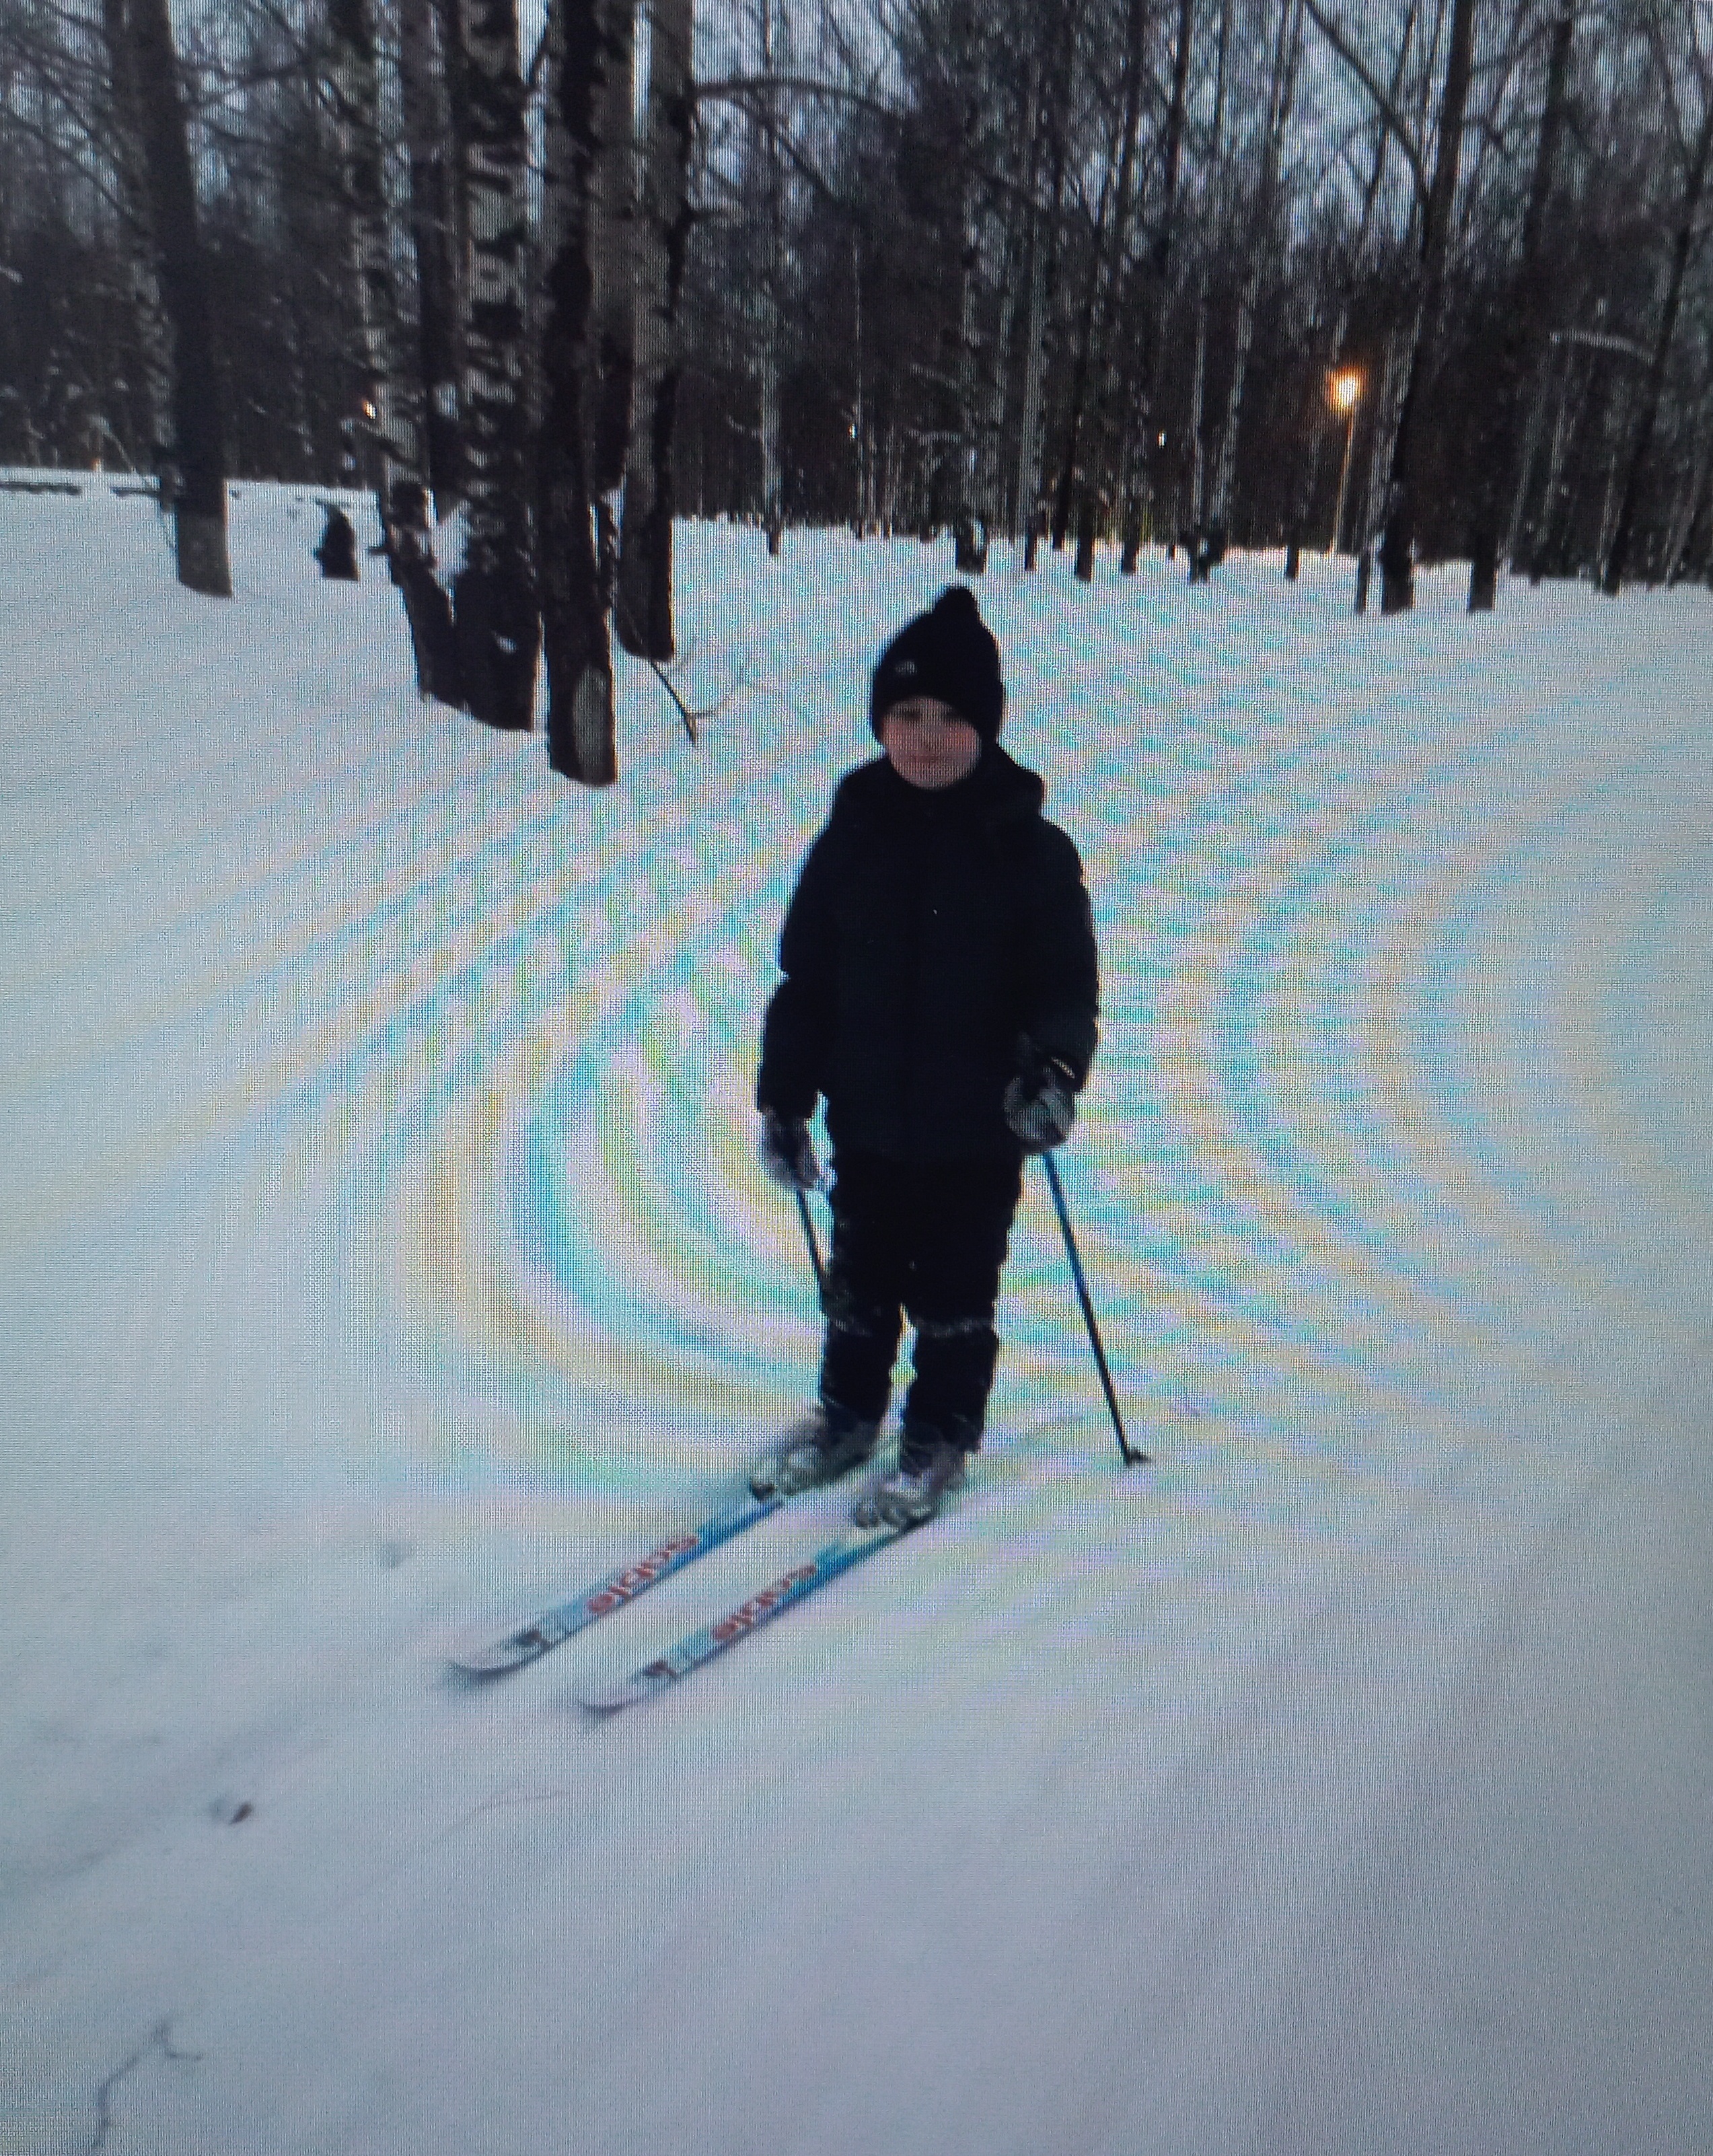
[1326, 370, 1363, 555]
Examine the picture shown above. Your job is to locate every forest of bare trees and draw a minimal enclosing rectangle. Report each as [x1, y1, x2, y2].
[3, 0, 1710, 779]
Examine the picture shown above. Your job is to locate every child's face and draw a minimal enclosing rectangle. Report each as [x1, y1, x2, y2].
[881, 697, 983, 789]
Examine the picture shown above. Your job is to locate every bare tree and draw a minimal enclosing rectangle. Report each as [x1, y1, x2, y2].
[539, 0, 616, 783]
[617, 0, 695, 657]
[947, 46, 988, 566]
[399, 0, 464, 517]
[1466, 3, 1574, 610]
[455, 0, 539, 728]
[96, 0, 174, 498]
[327, 0, 458, 699]
[1070, 0, 1149, 583]
[1121, 0, 1196, 572]
[127, 0, 231, 594]
[1049, 127, 1118, 550]
[1205, 0, 1307, 552]
[1186, 0, 1234, 575]
[1305, 0, 1478, 613]
[587, 0, 636, 570]
[1286, 0, 1415, 572]
[1013, 0, 1085, 567]
[1388, 0, 1476, 611]
[1602, 1, 1713, 594]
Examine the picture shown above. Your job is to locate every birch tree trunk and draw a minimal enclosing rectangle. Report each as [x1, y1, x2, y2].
[980, 44, 1041, 555]
[455, 0, 540, 727]
[1543, 351, 1609, 572]
[612, 0, 694, 655]
[852, 233, 871, 534]
[616, 0, 694, 658]
[1512, 332, 1572, 576]
[758, 323, 784, 545]
[1504, 340, 1555, 563]
[1531, 339, 1599, 579]
[1378, 0, 1475, 614]
[1354, 320, 1407, 610]
[1185, 0, 1231, 577]
[1013, 0, 1082, 568]
[400, 0, 464, 517]
[1013, 188, 1052, 566]
[1594, 386, 1630, 571]
[1662, 382, 1713, 583]
[1049, 153, 1114, 551]
[1122, 0, 1196, 573]
[587, 0, 636, 575]
[756, 0, 787, 553]
[328, 0, 459, 703]
[936, 0, 988, 572]
[951, 171, 989, 573]
[127, 0, 230, 595]
[1186, 289, 1210, 573]
[539, 0, 616, 783]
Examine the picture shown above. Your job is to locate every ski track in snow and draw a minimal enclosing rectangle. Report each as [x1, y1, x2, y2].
[1, 480, 1709, 2155]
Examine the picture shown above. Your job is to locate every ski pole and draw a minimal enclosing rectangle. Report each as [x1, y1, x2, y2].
[1040, 1149, 1146, 1467]
[793, 1185, 827, 1301]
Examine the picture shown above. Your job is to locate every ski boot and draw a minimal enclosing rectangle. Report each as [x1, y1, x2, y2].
[852, 1429, 969, 1530]
[751, 1402, 881, 1500]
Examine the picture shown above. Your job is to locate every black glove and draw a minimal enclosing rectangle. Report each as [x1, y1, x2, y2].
[1003, 1054, 1077, 1152]
[758, 1109, 823, 1190]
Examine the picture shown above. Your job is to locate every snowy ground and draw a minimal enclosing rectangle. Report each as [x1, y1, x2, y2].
[2, 480, 1710, 2155]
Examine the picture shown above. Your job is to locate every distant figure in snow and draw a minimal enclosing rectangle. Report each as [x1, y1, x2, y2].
[314, 503, 359, 581]
[754, 585, 1100, 1528]
[1187, 524, 1226, 584]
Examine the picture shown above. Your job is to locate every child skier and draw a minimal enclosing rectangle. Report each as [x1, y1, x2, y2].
[754, 584, 1099, 1528]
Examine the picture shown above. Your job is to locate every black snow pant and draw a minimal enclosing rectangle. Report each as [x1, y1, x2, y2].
[817, 1147, 1025, 1451]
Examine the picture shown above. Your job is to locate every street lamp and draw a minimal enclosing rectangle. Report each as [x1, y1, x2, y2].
[1327, 367, 1362, 556]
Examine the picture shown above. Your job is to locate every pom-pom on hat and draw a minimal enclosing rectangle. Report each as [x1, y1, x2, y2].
[869, 585, 1005, 744]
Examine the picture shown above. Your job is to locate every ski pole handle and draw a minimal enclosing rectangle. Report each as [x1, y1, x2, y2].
[1041, 1150, 1146, 1467]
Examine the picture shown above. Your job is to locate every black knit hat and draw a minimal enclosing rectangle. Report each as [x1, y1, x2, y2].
[869, 585, 1005, 744]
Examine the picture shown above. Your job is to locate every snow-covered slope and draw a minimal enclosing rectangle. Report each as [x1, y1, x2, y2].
[3, 481, 1709, 2154]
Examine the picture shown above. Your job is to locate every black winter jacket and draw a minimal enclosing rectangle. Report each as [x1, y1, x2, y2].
[757, 746, 1099, 1161]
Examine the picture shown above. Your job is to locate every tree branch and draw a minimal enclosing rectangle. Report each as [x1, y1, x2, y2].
[1301, 0, 1430, 209]
[694, 72, 902, 131]
[696, 69, 1049, 216]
